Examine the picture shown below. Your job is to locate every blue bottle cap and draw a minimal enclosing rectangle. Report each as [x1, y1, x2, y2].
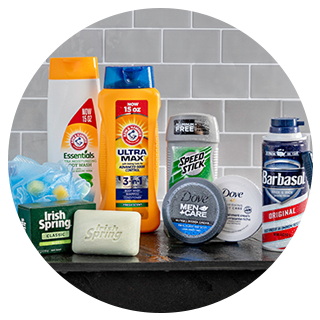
[103, 66, 155, 89]
[270, 117, 305, 134]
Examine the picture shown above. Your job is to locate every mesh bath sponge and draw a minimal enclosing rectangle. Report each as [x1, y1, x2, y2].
[8, 155, 91, 212]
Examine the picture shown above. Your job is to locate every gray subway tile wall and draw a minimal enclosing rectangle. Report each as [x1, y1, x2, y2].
[10, 9, 311, 205]
[163, 30, 220, 63]
[193, 65, 249, 98]
[22, 65, 49, 97]
[12, 100, 47, 131]
[105, 30, 161, 62]
[153, 65, 190, 98]
[225, 100, 281, 132]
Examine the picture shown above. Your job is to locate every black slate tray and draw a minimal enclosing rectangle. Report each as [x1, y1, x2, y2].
[44, 222, 281, 273]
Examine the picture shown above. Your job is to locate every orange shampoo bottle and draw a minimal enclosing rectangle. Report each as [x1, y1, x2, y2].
[98, 66, 160, 232]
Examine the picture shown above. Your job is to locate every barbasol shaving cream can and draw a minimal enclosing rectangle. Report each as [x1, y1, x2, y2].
[262, 117, 309, 252]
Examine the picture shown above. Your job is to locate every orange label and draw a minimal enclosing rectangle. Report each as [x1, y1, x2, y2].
[61, 98, 99, 201]
[115, 100, 149, 218]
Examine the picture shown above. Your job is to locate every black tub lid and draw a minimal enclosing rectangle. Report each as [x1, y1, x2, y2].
[162, 178, 228, 244]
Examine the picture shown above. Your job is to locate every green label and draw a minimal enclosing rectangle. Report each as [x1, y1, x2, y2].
[42, 231, 70, 240]
[116, 202, 148, 208]
[169, 146, 213, 188]
[39, 239, 71, 247]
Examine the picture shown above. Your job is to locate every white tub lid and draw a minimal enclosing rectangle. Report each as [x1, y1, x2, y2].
[215, 175, 262, 242]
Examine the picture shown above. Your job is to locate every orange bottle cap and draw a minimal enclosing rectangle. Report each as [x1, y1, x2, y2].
[49, 57, 99, 80]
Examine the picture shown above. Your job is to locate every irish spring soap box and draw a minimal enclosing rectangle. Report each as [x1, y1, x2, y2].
[18, 200, 96, 254]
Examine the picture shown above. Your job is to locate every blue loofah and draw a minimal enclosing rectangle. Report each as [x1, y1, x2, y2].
[8, 155, 91, 212]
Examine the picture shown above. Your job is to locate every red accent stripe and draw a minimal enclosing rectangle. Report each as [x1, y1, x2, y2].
[279, 237, 308, 249]
[68, 98, 97, 128]
[262, 226, 298, 243]
[116, 100, 148, 118]
[263, 198, 308, 223]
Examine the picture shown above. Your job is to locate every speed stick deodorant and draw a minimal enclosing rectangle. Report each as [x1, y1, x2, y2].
[166, 113, 219, 189]
[47, 57, 101, 206]
[262, 117, 311, 251]
[98, 66, 161, 233]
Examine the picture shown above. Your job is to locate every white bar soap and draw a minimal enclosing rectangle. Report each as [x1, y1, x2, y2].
[72, 210, 141, 256]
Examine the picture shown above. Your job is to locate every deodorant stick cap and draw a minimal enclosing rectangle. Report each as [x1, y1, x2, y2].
[162, 178, 227, 244]
[166, 113, 219, 143]
[49, 57, 99, 80]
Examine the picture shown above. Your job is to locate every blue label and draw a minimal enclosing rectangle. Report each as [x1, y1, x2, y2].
[262, 140, 308, 206]
[172, 222, 211, 236]
[116, 188, 148, 201]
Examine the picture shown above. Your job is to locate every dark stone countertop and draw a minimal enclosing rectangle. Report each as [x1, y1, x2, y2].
[44, 222, 281, 273]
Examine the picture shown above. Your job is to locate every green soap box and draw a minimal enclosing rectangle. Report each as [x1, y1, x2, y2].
[18, 200, 96, 255]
